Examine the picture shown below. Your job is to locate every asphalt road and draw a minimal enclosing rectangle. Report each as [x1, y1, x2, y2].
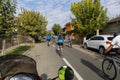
[25, 42, 120, 80]
[71, 45, 120, 80]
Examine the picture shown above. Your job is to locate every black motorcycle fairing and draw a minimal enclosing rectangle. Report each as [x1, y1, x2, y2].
[0, 54, 38, 78]
[3, 72, 41, 80]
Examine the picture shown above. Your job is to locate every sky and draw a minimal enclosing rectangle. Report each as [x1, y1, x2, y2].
[16, 0, 120, 30]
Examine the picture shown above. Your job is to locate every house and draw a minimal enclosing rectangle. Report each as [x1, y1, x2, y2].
[63, 22, 75, 40]
[101, 17, 120, 35]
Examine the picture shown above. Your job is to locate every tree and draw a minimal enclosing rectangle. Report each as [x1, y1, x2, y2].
[52, 24, 61, 35]
[0, 0, 16, 35]
[46, 30, 53, 35]
[71, 0, 108, 37]
[39, 26, 47, 37]
[18, 9, 48, 39]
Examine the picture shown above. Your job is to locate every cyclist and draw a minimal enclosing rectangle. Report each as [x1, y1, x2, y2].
[68, 34, 72, 47]
[51, 35, 56, 48]
[46, 34, 51, 46]
[57, 34, 64, 54]
[105, 32, 120, 54]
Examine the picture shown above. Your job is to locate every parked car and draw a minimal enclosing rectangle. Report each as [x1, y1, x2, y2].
[83, 35, 118, 54]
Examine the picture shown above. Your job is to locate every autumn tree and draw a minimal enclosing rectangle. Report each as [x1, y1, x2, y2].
[71, 0, 108, 37]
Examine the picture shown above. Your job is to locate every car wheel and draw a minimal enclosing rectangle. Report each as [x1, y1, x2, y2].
[84, 43, 88, 49]
[99, 47, 105, 54]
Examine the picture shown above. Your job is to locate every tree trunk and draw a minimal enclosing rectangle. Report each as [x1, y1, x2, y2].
[2, 39, 6, 55]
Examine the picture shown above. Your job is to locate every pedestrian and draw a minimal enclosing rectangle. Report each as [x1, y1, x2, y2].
[51, 35, 56, 48]
[67, 34, 72, 47]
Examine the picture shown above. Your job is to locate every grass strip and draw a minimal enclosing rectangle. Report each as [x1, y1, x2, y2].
[6, 45, 31, 55]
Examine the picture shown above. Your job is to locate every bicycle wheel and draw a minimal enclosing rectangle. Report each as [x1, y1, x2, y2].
[70, 42, 72, 48]
[102, 59, 117, 80]
[59, 46, 63, 57]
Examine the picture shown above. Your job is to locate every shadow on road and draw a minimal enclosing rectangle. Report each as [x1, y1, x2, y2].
[81, 59, 109, 80]
[55, 49, 63, 58]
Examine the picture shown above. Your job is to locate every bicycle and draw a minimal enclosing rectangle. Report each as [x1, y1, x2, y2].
[68, 41, 72, 48]
[102, 52, 120, 80]
[47, 40, 50, 46]
[57, 44, 63, 57]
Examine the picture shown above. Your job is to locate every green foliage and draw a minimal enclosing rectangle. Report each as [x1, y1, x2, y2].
[71, 0, 109, 36]
[40, 26, 47, 36]
[52, 24, 61, 35]
[0, 0, 17, 35]
[18, 9, 48, 39]
[46, 30, 53, 35]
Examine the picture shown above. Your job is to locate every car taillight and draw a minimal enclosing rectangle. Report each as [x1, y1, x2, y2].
[106, 41, 111, 44]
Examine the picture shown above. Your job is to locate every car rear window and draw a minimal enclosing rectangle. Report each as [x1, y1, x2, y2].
[107, 37, 114, 41]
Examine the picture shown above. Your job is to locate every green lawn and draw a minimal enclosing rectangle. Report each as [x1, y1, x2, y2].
[6, 45, 31, 55]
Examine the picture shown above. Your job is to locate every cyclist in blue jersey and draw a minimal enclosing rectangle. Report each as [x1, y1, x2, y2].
[46, 34, 51, 46]
[57, 34, 64, 54]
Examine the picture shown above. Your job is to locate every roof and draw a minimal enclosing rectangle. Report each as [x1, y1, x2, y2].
[64, 22, 71, 26]
[108, 17, 120, 23]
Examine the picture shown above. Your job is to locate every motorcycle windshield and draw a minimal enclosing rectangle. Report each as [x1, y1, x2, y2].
[0, 54, 38, 78]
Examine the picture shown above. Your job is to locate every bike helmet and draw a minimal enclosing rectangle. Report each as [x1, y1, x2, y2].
[113, 32, 120, 37]
[58, 66, 74, 80]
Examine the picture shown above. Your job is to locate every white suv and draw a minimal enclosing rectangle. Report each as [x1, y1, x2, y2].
[83, 35, 118, 54]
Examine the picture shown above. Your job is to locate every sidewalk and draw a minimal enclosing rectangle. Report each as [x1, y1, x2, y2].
[65, 43, 88, 53]
[72, 44, 100, 58]
[72, 44, 90, 53]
